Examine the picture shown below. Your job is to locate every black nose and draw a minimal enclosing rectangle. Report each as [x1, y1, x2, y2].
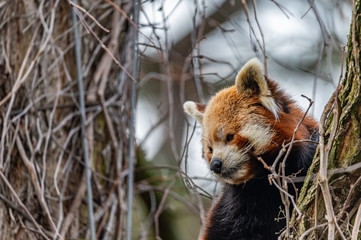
[210, 158, 223, 174]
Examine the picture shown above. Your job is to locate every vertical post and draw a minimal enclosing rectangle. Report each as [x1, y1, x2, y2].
[71, 3, 96, 240]
[126, 0, 139, 240]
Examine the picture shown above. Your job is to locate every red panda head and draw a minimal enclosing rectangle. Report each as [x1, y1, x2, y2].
[184, 58, 317, 185]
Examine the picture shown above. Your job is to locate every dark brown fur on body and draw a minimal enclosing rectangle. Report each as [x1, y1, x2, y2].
[184, 58, 318, 239]
[201, 134, 318, 240]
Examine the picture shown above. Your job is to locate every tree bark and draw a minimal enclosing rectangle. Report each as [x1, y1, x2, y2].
[0, 1, 135, 239]
[286, 0, 361, 239]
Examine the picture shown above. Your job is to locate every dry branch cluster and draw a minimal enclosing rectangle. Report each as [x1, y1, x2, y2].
[0, 1, 137, 239]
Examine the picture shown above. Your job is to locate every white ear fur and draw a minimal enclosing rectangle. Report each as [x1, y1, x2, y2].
[183, 101, 204, 123]
[259, 95, 279, 120]
[235, 58, 279, 119]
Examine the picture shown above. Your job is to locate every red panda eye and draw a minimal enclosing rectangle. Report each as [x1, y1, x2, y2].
[251, 103, 263, 107]
[226, 134, 234, 143]
[208, 146, 213, 153]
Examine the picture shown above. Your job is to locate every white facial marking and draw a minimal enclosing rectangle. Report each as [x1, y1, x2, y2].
[211, 143, 251, 182]
[213, 144, 249, 166]
[231, 169, 248, 181]
[240, 123, 274, 154]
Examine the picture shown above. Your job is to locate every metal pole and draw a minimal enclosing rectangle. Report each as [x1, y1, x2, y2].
[71, 3, 96, 240]
[126, 0, 139, 239]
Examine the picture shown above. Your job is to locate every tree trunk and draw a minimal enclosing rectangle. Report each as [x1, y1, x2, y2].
[0, 1, 135, 239]
[287, 0, 361, 239]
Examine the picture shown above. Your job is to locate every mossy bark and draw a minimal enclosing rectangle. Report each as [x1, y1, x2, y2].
[286, 0, 361, 239]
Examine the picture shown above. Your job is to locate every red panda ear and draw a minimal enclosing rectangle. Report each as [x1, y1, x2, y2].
[183, 101, 206, 124]
[235, 58, 279, 119]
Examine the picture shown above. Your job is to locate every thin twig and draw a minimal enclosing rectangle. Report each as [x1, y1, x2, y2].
[15, 136, 58, 236]
[71, 3, 96, 239]
[251, 0, 268, 76]
[0, 171, 51, 240]
[318, 84, 346, 240]
[70, 2, 136, 83]
[299, 223, 328, 240]
[68, 1, 110, 33]
[154, 179, 176, 239]
[351, 202, 361, 240]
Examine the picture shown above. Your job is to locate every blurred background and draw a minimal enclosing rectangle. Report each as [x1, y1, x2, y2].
[0, 0, 353, 239]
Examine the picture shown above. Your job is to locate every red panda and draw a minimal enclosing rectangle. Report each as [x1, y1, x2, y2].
[183, 58, 318, 240]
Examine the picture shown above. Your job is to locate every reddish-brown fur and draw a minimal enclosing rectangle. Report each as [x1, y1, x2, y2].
[184, 58, 318, 239]
[201, 79, 317, 184]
